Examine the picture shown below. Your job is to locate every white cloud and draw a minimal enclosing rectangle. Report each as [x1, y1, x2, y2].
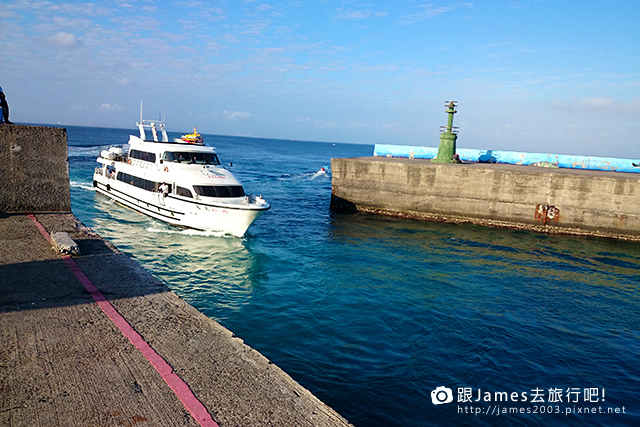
[397, 3, 472, 25]
[578, 97, 615, 108]
[221, 110, 254, 120]
[627, 98, 640, 112]
[293, 117, 338, 128]
[110, 77, 131, 86]
[336, 9, 372, 20]
[553, 97, 640, 112]
[44, 31, 81, 47]
[335, 9, 388, 20]
[381, 122, 405, 132]
[99, 103, 123, 111]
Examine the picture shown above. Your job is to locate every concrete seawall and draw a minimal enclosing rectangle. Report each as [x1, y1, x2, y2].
[0, 125, 70, 212]
[331, 156, 640, 241]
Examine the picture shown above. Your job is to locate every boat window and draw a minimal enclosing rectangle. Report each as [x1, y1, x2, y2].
[193, 185, 245, 198]
[163, 152, 176, 162]
[163, 151, 221, 165]
[129, 149, 157, 163]
[116, 172, 170, 193]
[176, 186, 193, 198]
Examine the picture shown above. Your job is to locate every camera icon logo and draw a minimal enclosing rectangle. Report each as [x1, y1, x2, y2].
[431, 386, 453, 405]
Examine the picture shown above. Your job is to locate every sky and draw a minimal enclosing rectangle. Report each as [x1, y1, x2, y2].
[1, 0, 639, 157]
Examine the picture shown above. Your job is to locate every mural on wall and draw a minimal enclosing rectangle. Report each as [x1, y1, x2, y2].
[373, 145, 640, 174]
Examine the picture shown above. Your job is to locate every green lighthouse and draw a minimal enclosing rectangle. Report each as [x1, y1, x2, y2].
[432, 100, 461, 164]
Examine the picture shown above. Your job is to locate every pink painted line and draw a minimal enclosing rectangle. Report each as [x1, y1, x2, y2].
[28, 213, 51, 241]
[28, 214, 218, 427]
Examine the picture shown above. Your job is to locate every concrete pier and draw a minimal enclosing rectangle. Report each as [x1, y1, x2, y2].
[331, 156, 640, 241]
[1, 125, 351, 426]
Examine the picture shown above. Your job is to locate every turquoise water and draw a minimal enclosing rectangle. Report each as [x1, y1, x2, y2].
[66, 125, 639, 426]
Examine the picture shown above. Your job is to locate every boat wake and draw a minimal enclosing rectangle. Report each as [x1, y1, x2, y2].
[146, 227, 232, 238]
[310, 168, 330, 179]
[279, 168, 331, 181]
[68, 144, 125, 157]
[70, 180, 95, 191]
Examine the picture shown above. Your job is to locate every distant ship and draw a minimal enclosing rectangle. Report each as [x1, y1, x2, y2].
[175, 126, 204, 145]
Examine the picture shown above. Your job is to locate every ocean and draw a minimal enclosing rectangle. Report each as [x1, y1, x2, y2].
[66, 125, 639, 426]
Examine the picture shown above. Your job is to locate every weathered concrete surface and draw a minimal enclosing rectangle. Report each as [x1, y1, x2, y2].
[331, 157, 640, 241]
[0, 125, 71, 212]
[0, 212, 352, 426]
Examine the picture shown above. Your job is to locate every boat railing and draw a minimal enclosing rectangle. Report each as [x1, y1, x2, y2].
[137, 120, 169, 142]
[102, 154, 127, 163]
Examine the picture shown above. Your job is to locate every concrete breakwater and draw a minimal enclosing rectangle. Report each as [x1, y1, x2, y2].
[330, 156, 640, 241]
[0, 125, 352, 426]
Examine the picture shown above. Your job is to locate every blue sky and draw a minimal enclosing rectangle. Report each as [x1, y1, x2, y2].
[1, 0, 639, 157]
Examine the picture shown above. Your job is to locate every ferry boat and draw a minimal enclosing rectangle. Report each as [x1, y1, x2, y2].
[93, 119, 270, 237]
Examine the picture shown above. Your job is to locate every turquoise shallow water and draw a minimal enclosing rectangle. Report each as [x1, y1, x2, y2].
[66, 125, 639, 426]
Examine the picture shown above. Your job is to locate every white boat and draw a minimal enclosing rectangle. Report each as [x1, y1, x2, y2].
[93, 119, 270, 237]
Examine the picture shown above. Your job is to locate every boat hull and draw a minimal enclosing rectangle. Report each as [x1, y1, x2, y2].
[93, 174, 268, 237]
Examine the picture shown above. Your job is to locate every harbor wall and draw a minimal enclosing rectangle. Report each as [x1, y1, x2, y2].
[0, 125, 71, 212]
[331, 157, 640, 240]
[373, 144, 640, 173]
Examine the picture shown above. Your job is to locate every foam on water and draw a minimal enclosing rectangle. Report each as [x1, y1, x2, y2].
[70, 180, 96, 192]
[146, 226, 232, 238]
